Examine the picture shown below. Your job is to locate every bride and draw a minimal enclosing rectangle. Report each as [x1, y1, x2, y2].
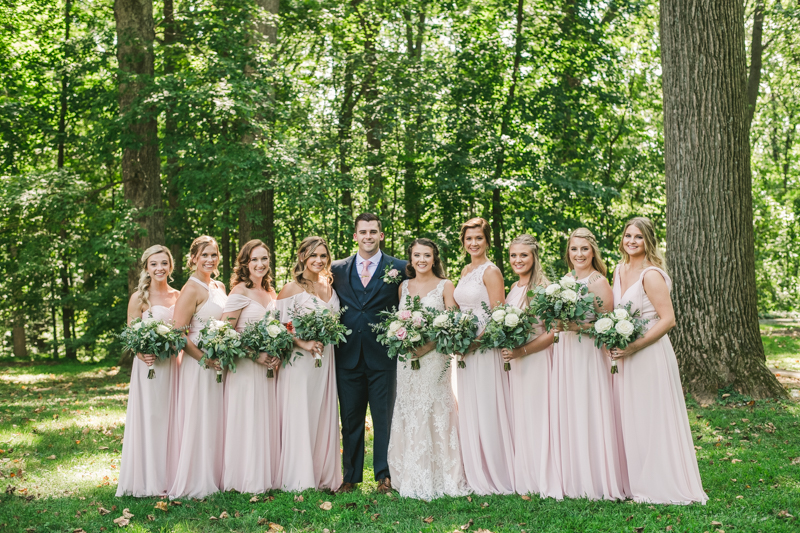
[387, 238, 469, 500]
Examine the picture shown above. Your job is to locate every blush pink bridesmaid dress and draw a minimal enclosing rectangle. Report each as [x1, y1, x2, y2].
[274, 291, 342, 492]
[117, 304, 180, 497]
[612, 267, 708, 504]
[505, 284, 562, 500]
[453, 261, 515, 495]
[550, 272, 627, 501]
[221, 294, 280, 493]
[168, 276, 227, 499]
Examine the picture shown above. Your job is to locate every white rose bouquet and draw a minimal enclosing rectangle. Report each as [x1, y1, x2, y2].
[371, 296, 432, 369]
[528, 272, 597, 343]
[118, 316, 187, 379]
[477, 302, 537, 371]
[240, 311, 294, 377]
[289, 302, 351, 367]
[428, 308, 480, 369]
[590, 302, 649, 374]
[196, 318, 248, 383]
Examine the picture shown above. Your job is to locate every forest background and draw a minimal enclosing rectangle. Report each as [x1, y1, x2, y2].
[0, 0, 797, 377]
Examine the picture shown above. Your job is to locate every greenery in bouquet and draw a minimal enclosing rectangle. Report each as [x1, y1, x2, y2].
[428, 308, 479, 369]
[528, 272, 597, 343]
[478, 302, 537, 371]
[239, 311, 294, 377]
[590, 302, 649, 374]
[289, 302, 351, 367]
[196, 318, 248, 382]
[118, 317, 187, 379]
[371, 296, 432, 369]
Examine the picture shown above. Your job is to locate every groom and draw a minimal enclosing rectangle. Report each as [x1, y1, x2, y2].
[331, 213, 407, 494]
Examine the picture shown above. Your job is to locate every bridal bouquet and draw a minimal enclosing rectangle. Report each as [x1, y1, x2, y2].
[118, 317, 187, 379]
[478, 302, 537, 371]
[429, 308, 479, 369]
[528, 273, 597, 343]
[289, 302, 351, 367]
[240, 311, 294, 377]
[590, 302, 649, 374]
[371, 296, 432, 369]
[196, 318, 248, 382]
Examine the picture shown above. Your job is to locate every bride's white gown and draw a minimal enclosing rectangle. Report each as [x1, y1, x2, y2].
[387, 279, 469, 500]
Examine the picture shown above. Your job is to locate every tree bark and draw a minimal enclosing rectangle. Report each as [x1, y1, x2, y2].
[238, 0, 279, 254]
[745, 0, 764, 129]
[163, 0, 184, 279]
[402, 5, 426, 237]
[661, 0, 784, 400]
[114, 0, 165, 294]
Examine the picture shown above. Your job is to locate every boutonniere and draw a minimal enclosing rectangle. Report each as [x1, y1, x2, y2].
[382, 264, 402, 285]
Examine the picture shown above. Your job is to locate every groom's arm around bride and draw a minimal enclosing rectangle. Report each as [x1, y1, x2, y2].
[331, 213, 407, 493]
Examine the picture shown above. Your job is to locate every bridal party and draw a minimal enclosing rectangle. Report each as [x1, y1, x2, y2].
[116, 212, 707, 505]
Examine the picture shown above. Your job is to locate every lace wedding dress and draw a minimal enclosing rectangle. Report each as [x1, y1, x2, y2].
[387, 279, 469, 500]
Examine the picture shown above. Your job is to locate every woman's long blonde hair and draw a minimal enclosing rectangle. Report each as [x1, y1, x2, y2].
[509, 234, 548, 306]
[137, 245, 175, 309]
[292, 236, 333, 295]
[619, 217, 666, 270]
[565, 227, 607, 277]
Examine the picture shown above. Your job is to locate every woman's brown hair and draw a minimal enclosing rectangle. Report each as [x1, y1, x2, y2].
[291, 236, 333, 295]
[405, 238, 447, 279]
[231, 239, 273, 291]
[185, 235, 220, 278]
[459, 217, 491, 253]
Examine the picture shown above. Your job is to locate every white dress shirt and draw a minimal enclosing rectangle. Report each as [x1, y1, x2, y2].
[356, 250, 383, 282]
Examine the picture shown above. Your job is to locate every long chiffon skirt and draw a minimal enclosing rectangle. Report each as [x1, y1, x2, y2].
[276, 347, 342, 492]
[551, 331, 627, 500]
[456, 348, 515, 495]
[116, 355, 179, 496]
[615, 336, 708, 504]
[222, 358, 279, 493]
[168, 357, 224, 499]
[509, 347, 562, 499]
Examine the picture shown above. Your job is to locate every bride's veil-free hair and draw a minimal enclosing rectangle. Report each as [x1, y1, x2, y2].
[405, 238, 447, 279]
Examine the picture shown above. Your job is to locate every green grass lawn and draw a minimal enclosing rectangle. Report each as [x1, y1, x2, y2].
[761, 323, 800, 374]
[1, 360, 798, 533]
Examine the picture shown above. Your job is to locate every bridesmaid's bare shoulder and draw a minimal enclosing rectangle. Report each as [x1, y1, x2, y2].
[212, 279, 227, 293]
[229, 283, 249, 296]
[277, 281, 304, 300]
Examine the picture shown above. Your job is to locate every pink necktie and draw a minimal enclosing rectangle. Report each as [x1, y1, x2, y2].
[361, 260, 372, 287]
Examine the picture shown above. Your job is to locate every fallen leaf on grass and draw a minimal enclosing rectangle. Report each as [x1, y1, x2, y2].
[791, 457, 800, 465]
[154, 501, 168, 512]
[72, 529, 86, 533]
[372, 513, 380, 521]
[99, 447, 109, 450]
[292, 508, 305, 514]
[249, 495, 260, 503]
[112, 516, 129, 527]
[46, 455, 56, 460]
[711, 521, 723, 526]
[777, 510, 794, 518]
[344, 502, 357, 509]
[461, 519, 474, 530]
[736, 495, 744, 499]
[257, 518, 268, 526]
[731, 459, 741, 463]
[320, 501, 332, 510]
[170, 501, 182, 506]
[98, 507, 111, 515]
[267, 523, 284, 532]
[520, 495, 531, 501]
[476, 529, 494, 533]
[666, 527, 673, 531]
[625, 515, 633, 522]
[481, 502, 489, 508]
[121, 509, 133, 519]
[234, 510, 241, 518]
[467, 496, 472, 502]
[423, 516, 434, 523]
[218, 511, 229, 519]
[633, 528, 644, 533]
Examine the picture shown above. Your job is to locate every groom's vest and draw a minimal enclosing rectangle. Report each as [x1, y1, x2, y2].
[349, 260, 373, 305]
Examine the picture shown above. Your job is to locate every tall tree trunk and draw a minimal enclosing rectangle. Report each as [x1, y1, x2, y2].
[163, 0, 184, 279]
[238, 0, 279, 250]
[490, 0, 524, 273]
[9, 244, 27, 358]
[661, 0, 784, 400]
[745, 0, 764, 129]
[402, 5, 426, 237]
[114, 0, 165, 294]
[362, 19, 383, 220]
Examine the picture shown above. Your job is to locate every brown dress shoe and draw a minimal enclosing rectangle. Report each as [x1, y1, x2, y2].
[376, 477, 393, 494]
[336, 482, 357, 494]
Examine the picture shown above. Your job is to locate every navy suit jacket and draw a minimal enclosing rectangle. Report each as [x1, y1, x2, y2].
[331, 253, 408, 370]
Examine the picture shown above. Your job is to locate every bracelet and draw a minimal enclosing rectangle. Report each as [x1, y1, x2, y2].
[522, 346, 528, 355]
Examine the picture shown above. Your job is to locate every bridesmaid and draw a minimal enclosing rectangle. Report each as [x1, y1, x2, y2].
[220, 240, 280, 494]
[500, 235, 562, 500]
[275, 236, 342, 492]
[550, 228, 627, 501]
[610, 217, 707, 504]
[117, 245, 180, 497]
[169, 236, 228, 499]
[453, 217, 515, 495]
[387, 238, 469, 500]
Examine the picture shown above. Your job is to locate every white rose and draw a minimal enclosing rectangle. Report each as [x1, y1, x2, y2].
[156, 324, 171, 335]
[433, 314, 450, 328]
[594, 317, 614, 334]
[613, 308, 630, 320]
[545, 284, 561, 296]
[506, 306, 521, 315]
[411, 311, 423, 321]
[559, 276, 577, 290]
[615, 319, 635, 338]
[560, 289, 578, 303]
[504, 313, 520, 328]
[225, 328, 238, 339]
[410, 333, 422, 343]
[266, 324, 282, 338]
[132, 321, 143, 330]
[491, 309, 507, 323]
[388, 321, 402, 335]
